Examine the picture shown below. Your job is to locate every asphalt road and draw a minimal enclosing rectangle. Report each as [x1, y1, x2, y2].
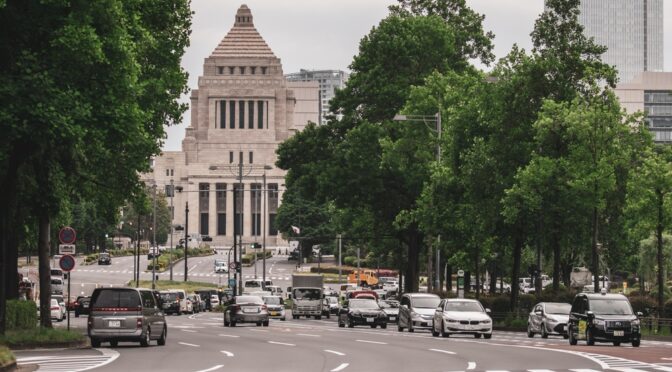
[17, 313, 672, 372]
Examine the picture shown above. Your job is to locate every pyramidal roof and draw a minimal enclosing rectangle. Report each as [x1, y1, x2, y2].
[210, 5, 277, 59]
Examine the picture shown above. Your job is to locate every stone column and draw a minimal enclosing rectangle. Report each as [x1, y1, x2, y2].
[243, 182, 252, 244]
[209, 182, 217, 238]
[226, 181, 234, 245]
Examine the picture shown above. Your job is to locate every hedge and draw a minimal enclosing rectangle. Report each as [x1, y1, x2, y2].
[629, 296, 658, 316]
[6, 300, 37, 330]
[664, 298, 672, 318]
[146, 247, 214, 271]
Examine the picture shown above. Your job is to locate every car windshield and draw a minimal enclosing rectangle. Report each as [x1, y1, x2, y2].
[236, 296, 263, 305]
[161, 293, 178, 301]
[93, 289, 141, 308]
[545, 303, 571, 315]
[293, 288, 321, 300]
[245, 281, 261, 287]
[349, 300, 380, 309]
[412, 297, 440, 308]
[590, 299, 633, 315]
[51, 279, 62, 285]
[263, 297, 282, 305]
[378, 301, 399, 309]
[328, 297, 338, 304]
[100, 253, 109, 258]
[445, 301, 484, 312]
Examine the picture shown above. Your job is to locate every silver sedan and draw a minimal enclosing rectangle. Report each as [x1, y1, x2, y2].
[527, 302, 571, 338]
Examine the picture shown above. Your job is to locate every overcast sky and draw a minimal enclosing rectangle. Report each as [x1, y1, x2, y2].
[163, 0, 672, 151]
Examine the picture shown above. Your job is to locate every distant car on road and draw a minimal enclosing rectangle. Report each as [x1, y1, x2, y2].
[210, 294, 220, 308]
[262, 295, 286, 321]
[74, 296, 91, 318]
[214, 259, 228, 273]
[51, 277, 64, 295]
[97, 252, 111, 265]
[224, 295, 269, 327]
[160, 291, 182, 315]
[528, 302, 571, 339]
[431, 299, 492, 339]
[338, 298, 387, 329]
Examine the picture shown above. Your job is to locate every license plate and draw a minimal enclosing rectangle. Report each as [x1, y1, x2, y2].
[562, 325, 567, 331]
[108, 320, 121, 328]
[390, 317, 396, 321]
[243, 308, 257, 313]
[614, 330, 624, 336]
[366, 317, 374, 322]
[270, 311, 278, 316]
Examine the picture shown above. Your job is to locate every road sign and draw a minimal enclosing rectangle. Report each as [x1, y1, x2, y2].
[228, 278, 236, 287]
[457, 270, 465, 277]
[58, 227, 77, 244]
[59, 244, 76, 255]
[59, 254, 76, 272]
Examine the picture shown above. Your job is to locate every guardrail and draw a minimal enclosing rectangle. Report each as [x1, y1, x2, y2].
[640, 317, 672, 336]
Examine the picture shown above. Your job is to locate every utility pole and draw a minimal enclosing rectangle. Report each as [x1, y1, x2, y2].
[184, 201, 189, 282]
[136, 214, 140, 287]
[338, 234, 342, 284]
[169, 179, 174, 281]
[152, 184, 157, 289]
[262, 170, 267, 287]
[237, 161, 243, 296]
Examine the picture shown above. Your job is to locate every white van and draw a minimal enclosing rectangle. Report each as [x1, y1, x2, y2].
[169, 289, 192, 314]
[50, 268, 63, 279]
[244, 279, 265, 291]
[51, 277, 64, 295]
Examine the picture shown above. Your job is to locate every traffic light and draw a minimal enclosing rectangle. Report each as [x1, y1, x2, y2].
[250, 243, 261, 249]
[235, 262, 241, 273]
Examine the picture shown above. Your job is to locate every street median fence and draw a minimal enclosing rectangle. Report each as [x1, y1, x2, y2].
[146, 247, 214, 272]
[241, 250, 273, 265]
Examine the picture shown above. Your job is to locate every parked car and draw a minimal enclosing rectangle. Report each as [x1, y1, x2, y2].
[51, 277, 64, 295]
[98, 252, 111, 265]
[43, 298, 64, 322]
[160, 291, 182, 315]
[338, 298, 388, 329]
[326, 296, 340, 314]
[210, 294, 221, 308]
[88, 287, 167, 347]
[189, 294, 205, 313]
[528, 302, 571, 339]
[74, 296, 91, 318]
[568, 292, 641, 347]
[224, 295, 269, 327]
[51, 295, 67, 320]
[168, 289, 192, 314]
[519, 277, 535, 294]
[378, 299, 400, 324]
[262, 295, 286, 321]
[397, 293, 441, 332]
[431, 299, 492, 339]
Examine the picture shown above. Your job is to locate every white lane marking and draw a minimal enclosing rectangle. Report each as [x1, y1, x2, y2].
[178, 342, 200, 347]
[218, 334, 240, 338]
[569, 370, 603, 372]
[324, 349, 346, 356]
[17, 349, 120, 372]
[331, 363, 349, 372]
[181, 329, 197, 333]
[467, 362, 476, 370]
[220, 350, 234, 357]
[248, 329, 268, 332]
[297, 333, 320, 337]
[268, 341, 295, 346]
[663, 358, 672, 361]
[528, 370, 555, 372]
[355, 339, 387, 345]
[429, 348, 456, 355]
[194, 365, 223, 372]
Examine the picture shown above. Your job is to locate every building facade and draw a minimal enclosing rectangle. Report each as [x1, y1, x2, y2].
[142, 5, 319, 248]
[615, 72, 672, 143]
[574, 0, 664, 84]
[285, 69, 348, 125]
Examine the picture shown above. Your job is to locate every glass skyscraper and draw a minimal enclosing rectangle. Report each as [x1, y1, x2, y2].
[575, 0, 664, 84]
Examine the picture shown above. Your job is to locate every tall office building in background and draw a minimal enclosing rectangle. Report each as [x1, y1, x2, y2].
[285, 69, 349, 125]
[575, 0, 663, 84]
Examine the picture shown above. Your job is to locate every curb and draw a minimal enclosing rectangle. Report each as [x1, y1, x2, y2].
[8, 339, 88, 351]
[0, 361, 16, 372]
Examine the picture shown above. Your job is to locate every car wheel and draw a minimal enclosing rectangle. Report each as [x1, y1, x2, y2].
[370, 324, 376, 328]
[527, 324, 534, 338]
[440, 321, 449, 338]
[256, 322, 262, 327]
[474, 333, 482, 339]
[91, 338, 101, 348]
[408, 322, 414, 333]
[263, 321, 269, 327]
[281, 317, 286, 321]
[586, 328, 595, 346]
[230, 321, 236, 327]
[431, 321, 439, 337]
[612, 341, 620, 346]
[110, 340, 118, 347]
[316, 316, 322, 320]
[326, 313, 330, 319]
[381, 323, 387, 329]
[140, 327, 150, 347]
[158, 327, 167, 346]
[397, 324, 403, 332]
[632, 339, 640, 347]
[293, 315, 299, 320]
[339, 318, 345, 328]
[568, 325, 577, 345]
[541, 323, 549, 339]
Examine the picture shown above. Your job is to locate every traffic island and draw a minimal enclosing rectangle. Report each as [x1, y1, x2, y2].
[0, 328, 86, 350]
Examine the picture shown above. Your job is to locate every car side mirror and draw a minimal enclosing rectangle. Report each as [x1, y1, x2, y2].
[637, 311, 643, 317]
[535, 310, 542, 316]
[486, 308, 492, 314]
[586, 311, 594, 319]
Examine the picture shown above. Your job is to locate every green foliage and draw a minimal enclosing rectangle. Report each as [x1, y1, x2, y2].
[0, 327, 84, 348]
[663, 299, 672, 318]
[0, 346, 15, 367]
[5, 300, 36, 330]
[629, 296, 658, 316]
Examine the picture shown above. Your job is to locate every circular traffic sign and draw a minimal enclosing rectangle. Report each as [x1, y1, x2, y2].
[59, 254, 76, 272]
[59, 227, 77, 244]
[229, 262, 237, 270]
[457, 270, 465, 277]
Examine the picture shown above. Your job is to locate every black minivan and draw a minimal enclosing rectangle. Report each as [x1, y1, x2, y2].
[567, 292, 641, 347]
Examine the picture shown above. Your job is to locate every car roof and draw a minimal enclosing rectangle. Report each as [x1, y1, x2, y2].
[577, 293, 627, 300]
[405, 293, 439, 298]
[446, 298, 479, 302]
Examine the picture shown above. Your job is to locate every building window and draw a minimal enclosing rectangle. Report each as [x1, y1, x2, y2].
[228, 66, 235, 75]
[239, 66, 246, 74]
[251, 183, 261, 236]
[216, 183, 226, 236]
[170, 169, 174, 176]
[220, 100, 226, 129]
[166, 169, 169, 176]
[249, 151, 253, 164]
[229, 101, 235, 129]
[257, 100, 264, 129]
[268, 183, 278, 236]
[199, 183, 209, 236]
[229, 151, 234, 164]
[250, 66, 256, 75]
[239, 100, 245, 128]
[218, 66, 224, 74]
[261, 66, 267, 75]
[248, 101, 254, 129]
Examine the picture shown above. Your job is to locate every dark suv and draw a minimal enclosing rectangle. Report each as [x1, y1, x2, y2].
[97, 252, 111, 265]
[568, 292, 641, 347]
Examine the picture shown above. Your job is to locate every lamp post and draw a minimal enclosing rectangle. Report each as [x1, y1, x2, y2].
[152, 184, 157, 289]
[262, 165, 272, 287]
[169, 179, 174, 281]
[393, 113, 442, 292]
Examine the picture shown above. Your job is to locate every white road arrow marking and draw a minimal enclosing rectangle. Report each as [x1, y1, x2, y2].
[331, 363, 349, 372]
[467, 362, 476, 370]
[220, 351, 234, 357]
[324, 350, 346, 356]
[194, 365, 223, 372]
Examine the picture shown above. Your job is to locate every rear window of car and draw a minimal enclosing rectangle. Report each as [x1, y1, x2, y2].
[92, 289, 141, 308]
[50, 269, 62, 276]
[236, 296, 263, 304]
[245, 281, 262, 288]
[161, 293, 179, 301]
[51, 279, 62, 285]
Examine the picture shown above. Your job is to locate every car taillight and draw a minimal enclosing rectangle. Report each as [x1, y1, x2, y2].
[261, 305, 267, 311]
[51, 306, 59, 310]
[136, 318, 143, 329]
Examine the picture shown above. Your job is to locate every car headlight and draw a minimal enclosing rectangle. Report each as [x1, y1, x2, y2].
[480, 319, 491, 324]
[443, 317, 458, 323]
[593, 319, 605, 326]
[631, 319, 640, 326]
[410, 311, 419, 318]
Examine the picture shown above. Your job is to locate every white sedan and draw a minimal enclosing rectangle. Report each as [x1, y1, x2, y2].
[431, 299, 492, 338]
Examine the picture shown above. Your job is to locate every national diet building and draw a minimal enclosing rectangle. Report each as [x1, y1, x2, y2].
[142, 5, 319, 249]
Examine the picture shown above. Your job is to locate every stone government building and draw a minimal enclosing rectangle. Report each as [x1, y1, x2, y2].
[142, 5, 319, 248]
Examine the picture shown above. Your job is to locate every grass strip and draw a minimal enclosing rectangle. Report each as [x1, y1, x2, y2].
[0, 328, 84, 348]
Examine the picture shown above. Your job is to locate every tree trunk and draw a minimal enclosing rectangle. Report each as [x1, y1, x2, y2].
[489, 262, 497, 295]
[0, 210, 7, 335]
[427, 243, 433, 293]
[446, 264, 452, 292]
[475, 247, 480, 299]
[552, 230, 561, 292]
[404, 231, 421, 293]
[656, 190, 665, 313]
[38, 213, 52, 328]
[591, 203, 599, 293]
[511, 232, 523, 312]
[5, 224, 19, 300]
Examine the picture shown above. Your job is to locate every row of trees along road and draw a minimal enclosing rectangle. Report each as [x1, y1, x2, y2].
[276, 0, 670, 313]
[0, 0, 192, 334]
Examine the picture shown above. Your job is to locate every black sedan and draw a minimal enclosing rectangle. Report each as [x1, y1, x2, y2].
[97, 253, 111, 265]
[74, 296, 91, 317]
[338, 299, 388, 329]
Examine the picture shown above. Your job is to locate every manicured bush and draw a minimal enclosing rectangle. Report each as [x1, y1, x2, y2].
[0, 346, 15, 367]
[6, 300, 37, 330]
[0, 327, 84, 348]
[539, 286, 575, 303]
[518, 294, 536, 313]
[343, 256, 357, 266]
[663, 299, 672, 318]
[629, 296, 658, 316]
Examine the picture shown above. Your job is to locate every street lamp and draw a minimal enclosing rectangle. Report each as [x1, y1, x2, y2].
[262, 165, 272, 288]
[394, 113, 442, 292]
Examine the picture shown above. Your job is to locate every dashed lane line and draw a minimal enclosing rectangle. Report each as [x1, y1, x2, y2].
[268, 341, 295, 346]
[429, 348, 456, 355]
[178, 342, 200, 347]
[297, 333, 320, 337]
[355, 339, 387, 345]
[194, 365, 223, 372]
[331, 363, 350, 372]
[181, 329, 197, 333]
[324, 349, 346, 356]
[220, 351, 234, 357]
[218, 334, 240, 338]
